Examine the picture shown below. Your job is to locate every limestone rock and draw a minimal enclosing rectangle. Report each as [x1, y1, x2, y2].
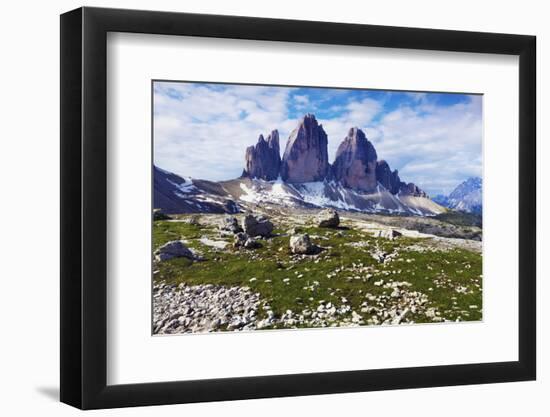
[243, 130, 281, 181]
[153, 208, 171, 220]
[242, 214, 274, 237]
[244, 237, 262, 249]
[317, 209, 340, 228]
[398, 182, 428, 198]
[155, 240, 196, 262]
[374, 229, 402, 240]
[289, 233, 321, 255]
[220, 216, 243, 234]
[281, 114, 330, 183]
[375, 160, 401, 194]
[332, 127, 378, 191]
[233, 232, 249, 248]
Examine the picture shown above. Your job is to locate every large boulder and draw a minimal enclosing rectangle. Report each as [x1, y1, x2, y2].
[242, 214, 274, 237]
[317, 209, 340, 228]
[155, 240, 197, 261]
[289, 233, 321, 255]
[244, 237, 262, 249]
[243, 130, 281, 181]
[233, 232, 248, 248]
[281, 114, 330, 183]
[233, 232, 262, 249]
[332, 127, 378, 192]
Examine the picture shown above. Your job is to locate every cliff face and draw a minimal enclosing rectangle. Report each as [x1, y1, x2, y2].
[376, 160, 401, 194]
[243, 130, 281, 181]
[332, 127, 378, 192]
[280, 114, 330, 183]
[240, 113, 427, 198]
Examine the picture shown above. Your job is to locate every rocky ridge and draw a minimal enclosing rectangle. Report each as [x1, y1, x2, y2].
[242, 113, 428, 197]
[433, 177, 482, 214]
[243, 130, 281, 181]
[154, 113, 444, 216]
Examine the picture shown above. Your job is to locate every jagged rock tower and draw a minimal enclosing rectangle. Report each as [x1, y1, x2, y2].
[240, 113, 428, 198]
[280, 114, 330, 183]
[332, 127, 378, 192]
[242, 130, 281, 181]
[375, 160, 401, 194]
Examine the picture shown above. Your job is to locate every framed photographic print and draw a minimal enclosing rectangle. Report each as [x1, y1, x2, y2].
[60, 7, 536, 409]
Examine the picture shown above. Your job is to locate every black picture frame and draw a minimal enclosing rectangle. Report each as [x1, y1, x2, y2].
[60, 6, 536, 410]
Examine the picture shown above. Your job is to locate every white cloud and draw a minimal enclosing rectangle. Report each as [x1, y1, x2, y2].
[371, 97, 482, 195]
[154, 82, 482, 196]
[154, 83, 299, 180]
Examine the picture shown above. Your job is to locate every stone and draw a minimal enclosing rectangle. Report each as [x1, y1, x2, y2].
[375, 229, 402, 240]
[244, 237, 262, 249]
[289, 233, 321, 255]
[153, 208, 171, 220]
[220, 216, 243, 234]
[243, 130, 281, 181]
[375, 160, 401, 194]
[154, 240, 195, 262]
[398, 182, 428, 198]
[317, 209, 340, 228]
[281, 114, 330, 183]
[242, 214, 274, 237]
[332, 127, 378, 191]
[233, 232, 248, 248]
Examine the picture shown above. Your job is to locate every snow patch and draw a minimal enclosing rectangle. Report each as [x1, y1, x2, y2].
[239, 182, 296, 206]
[168, 177, 197, 195]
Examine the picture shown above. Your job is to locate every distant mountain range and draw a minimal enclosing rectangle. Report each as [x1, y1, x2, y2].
[433, 177, 482, 215]
[154, 113, 447, 216]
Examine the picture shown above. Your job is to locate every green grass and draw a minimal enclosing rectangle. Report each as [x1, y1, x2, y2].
[153, 218, 482, 327]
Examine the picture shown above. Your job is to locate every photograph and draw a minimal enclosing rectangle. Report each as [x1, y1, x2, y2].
[152, 81, 484, 335]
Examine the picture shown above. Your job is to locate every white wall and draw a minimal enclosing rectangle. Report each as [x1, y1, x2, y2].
[0, 0, 546, 415]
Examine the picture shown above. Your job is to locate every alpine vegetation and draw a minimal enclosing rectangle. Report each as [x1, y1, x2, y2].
[152, 82, 483, 335]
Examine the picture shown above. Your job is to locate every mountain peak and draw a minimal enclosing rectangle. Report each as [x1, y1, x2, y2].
[437, 177, 482, 214]
[332, 127, 378, 191]
[281, 114, 330, 183]
[243, 132, 281, 181]
[240, 114, 428, 200]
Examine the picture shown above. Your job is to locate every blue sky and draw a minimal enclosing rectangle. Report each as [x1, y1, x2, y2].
[153, 81, 482, 196]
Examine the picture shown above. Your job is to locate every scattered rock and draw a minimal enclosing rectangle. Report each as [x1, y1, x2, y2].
[153, 283, 262, 334]
[289, 233, 321, 255]
[233, 232, 249, 248]
[242, 214, 274, 237]
[244, 237, 262, 249]
[220, 216, 243, 234]
[317, 209, 340, 228]
[374, 229, 402, 240]
[153, 208, 171, 220]
[155, 240, 197, 262]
